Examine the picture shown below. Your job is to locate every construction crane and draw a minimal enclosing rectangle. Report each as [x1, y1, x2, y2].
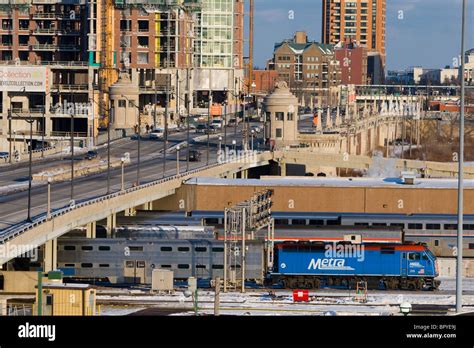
[98, 0, 117, 128]
[248, 0, 254, 94]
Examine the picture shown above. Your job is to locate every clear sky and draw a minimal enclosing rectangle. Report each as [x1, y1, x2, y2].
[252, 0, 474, 71]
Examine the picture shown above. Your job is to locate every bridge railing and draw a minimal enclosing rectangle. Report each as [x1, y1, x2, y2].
[0, 151, 265, 245]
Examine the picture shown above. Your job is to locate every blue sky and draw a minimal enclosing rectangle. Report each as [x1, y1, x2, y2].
[251, 0, 473, 71]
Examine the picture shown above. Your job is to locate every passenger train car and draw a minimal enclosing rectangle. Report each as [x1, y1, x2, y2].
[57, 237, 264, 285]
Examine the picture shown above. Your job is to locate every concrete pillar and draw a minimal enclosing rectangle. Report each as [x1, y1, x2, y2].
[43, 239, 57, 272]
[280, 161, 286, 177]
[86, 221, 96, 238]
[106, 213, 116, 238]
[0, 297, 6, 315]
[124, 207, 136, 216]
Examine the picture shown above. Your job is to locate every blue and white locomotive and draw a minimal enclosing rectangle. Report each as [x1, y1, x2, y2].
[270, 241, 440, 290]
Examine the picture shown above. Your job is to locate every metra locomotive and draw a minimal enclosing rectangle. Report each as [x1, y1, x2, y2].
[270, 241, 440, 290]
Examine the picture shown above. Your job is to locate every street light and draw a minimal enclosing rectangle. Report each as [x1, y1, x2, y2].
[121, 95, 141, 186]
[176, 145, 180, 175]
[25, 115, 34, 222]
[232, 139, 236, 152]
[47, 176, 52, 220]
[251, 129, 255, 151]
[120, 156, 126, 191]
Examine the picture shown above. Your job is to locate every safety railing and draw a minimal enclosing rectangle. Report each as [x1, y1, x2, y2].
[0, 152, 264, 245]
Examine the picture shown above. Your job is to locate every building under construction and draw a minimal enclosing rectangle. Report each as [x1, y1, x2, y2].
[0, 0, 245, 152]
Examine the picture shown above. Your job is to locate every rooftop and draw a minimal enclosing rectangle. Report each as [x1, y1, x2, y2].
[185, 177, 474, 189]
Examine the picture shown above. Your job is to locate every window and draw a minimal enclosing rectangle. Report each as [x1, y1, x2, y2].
[195, 247, 207, 252]
[291, 219, 306, 225]
[178, 247, 190, 252]
[408, 223, 422, 229]
[309, 220, 324, 225]
[118, 100, 126, 108]
[275, 112, 284, 121]
[463, 224, 474, 230]
[212, 265, 224, 269]
[99, 264, 110, 268]
[275, 219, 288, 225]
[160, 246, 172, 252]
[99, 246, 111, 251]
[276, 128, 282, 138]
[422, 255, 429, 261]
[212, 247, 224, 252]
[469, 244, 474, 250]
[46, 295, 53, 306]
[355, 222, 369, 226]
[64, 263, 75, 267]
[426, 224, 441, 230]
[160, 264, 172, 268]
[81, 263, 93, 268]
[287, 112, 294, 121]
[444, 224, 458, 230]
[372, 223, 387, 227]
[137, 261, 145, 268]
[408, 253, 420, 260]
[126, 261, 135, 268]
[178, 264, 190, 269]
[390, 223, 405, 228]
[196, 265, 207, 269]
[129, 246, 143, 252]
[81, 246, 93, 251]
[64, 246, 76, 251]
[381, 248, 395, 254]
[434, 240, 440, 247]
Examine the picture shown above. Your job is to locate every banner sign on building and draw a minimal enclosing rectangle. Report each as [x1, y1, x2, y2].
[0, 66, 48, 92]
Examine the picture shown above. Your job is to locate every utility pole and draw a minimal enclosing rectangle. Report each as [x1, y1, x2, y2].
[162, 74, 169, 178]
[107, 104, 112, 194]
[186, 68, 191, 172]
[70, 95, 75, 202]
[26, 116, 33, 222]
[456, 0, 467, 314]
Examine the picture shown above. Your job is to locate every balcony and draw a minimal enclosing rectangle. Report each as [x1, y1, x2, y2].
[52, 84, 89, 91]
[31, 44, 56, 51]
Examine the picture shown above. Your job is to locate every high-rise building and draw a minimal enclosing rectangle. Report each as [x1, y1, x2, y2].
[322, 0, 386, 66]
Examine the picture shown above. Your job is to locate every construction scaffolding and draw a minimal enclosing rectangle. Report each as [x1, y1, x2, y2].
[223, 189, 274, 293]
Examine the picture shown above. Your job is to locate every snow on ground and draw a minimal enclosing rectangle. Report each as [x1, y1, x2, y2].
[97, 277, 474, 316]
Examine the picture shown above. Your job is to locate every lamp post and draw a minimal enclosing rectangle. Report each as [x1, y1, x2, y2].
[47, 176, 51, 220]
[121, 156, 125, 191]
[121, 95, 141, 186]
[251, 129, 255, 151]
[176, 145, 180, 175]
[232, 139, 236, 152]
[70, 94, 75, 202]
[25, 115, 34, 222]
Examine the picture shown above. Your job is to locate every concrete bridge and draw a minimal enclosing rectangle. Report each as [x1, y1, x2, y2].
[0, 152, 272, 269]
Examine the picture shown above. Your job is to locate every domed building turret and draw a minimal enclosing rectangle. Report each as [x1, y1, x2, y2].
[262, 81, 298, 148]
[109, 72, 140, 130]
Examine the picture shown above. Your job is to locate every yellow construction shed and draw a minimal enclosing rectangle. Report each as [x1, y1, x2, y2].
[35, 283, 96, 316]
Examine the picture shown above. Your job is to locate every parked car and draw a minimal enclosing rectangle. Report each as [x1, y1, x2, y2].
[211, 119, 223, 129]
[228, 118, 237, 127]
[85, 150, 98, 160]
[250, 125, 262, 134]
[195, 124, 207, 133]
[149, 129, 164, 139]
[205, 125, 218, 134]
[188, 149, 201, 162]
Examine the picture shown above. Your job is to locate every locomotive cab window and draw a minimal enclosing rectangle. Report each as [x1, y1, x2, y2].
[422, 254, 429, 261]
[408, 253, 420, 260]
[126, 261, 135, 268]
